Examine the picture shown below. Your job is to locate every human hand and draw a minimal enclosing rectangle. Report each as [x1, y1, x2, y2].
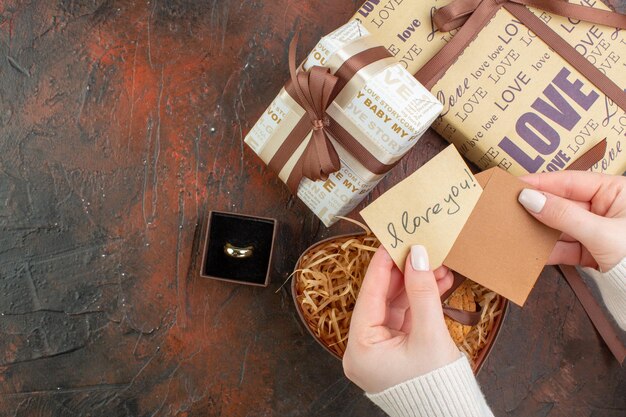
[342, 245, 460, 394]
[519, 171, 626, 271]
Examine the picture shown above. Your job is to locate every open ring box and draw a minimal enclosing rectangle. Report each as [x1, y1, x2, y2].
[200, 211, 277, 287]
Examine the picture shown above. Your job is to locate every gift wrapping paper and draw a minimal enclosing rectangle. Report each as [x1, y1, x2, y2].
[351, 0, 626, 175]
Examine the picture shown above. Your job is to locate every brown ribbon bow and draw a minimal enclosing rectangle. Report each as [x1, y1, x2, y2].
[434, 0, 626, 32]
[416, 0, 626, 111]
[270, 34, 395, 194]
[287, 34, 341, 184]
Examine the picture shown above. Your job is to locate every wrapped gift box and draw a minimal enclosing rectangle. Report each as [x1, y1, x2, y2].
[351, 0, 626, 176]
[244, 21, 442, 226]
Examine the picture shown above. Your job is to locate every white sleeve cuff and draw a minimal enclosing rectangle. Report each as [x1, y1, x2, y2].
[582, 257, 626, 330]
[366, 355, 494, 417]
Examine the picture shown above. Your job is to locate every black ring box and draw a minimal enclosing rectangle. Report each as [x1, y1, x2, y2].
[200, 211, 277, 287]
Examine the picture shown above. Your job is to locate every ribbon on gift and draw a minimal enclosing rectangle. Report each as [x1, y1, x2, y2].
[416, 0, 626, 113]
[264, 33, 402, 195]
[281, 33, 341, 189]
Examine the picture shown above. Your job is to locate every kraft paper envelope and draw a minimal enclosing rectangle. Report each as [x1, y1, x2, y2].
[361, 145, 560, 306]
[444, 168, 561, 306]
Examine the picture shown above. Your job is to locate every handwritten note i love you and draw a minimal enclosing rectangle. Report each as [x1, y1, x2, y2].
[361, 145, 482, 271]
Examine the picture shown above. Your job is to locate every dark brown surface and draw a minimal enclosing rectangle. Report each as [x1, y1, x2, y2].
[0, 1, 624, 416]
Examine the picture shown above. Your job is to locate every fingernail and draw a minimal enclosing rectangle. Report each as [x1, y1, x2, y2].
[410, 245, 429, 271]
[518, 188, 546, 213]
[379, 246, 392, 262]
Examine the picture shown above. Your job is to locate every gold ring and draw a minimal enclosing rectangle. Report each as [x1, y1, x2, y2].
[224, 242, 254, 258]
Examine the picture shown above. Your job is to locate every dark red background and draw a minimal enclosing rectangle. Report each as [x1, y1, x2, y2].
[0, 1, 624, 416]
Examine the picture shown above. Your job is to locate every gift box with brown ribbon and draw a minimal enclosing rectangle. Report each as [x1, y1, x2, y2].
[352, 0, 626, 176]
[244, 21, 443, 226]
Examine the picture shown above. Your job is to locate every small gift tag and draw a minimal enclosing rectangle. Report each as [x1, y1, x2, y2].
[444, 168, 560, 306]
[360, 145, 482, 270]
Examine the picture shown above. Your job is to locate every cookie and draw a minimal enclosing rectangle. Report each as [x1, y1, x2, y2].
[445, 281, 477, 345]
